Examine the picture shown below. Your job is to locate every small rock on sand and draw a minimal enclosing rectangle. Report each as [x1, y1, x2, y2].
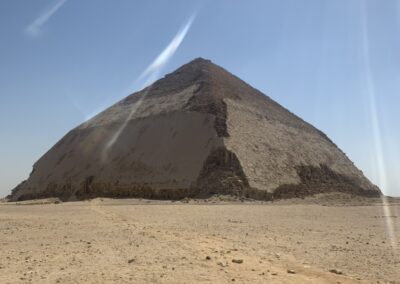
[329, 268, 343, 275]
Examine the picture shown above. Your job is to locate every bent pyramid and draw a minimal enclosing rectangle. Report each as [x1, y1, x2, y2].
[9, 58, 380, 201]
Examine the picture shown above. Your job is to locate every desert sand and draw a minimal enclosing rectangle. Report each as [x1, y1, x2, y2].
[0, 194, 399, 283]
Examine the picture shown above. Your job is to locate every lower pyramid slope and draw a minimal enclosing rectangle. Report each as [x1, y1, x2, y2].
[9, 58, 380, 201]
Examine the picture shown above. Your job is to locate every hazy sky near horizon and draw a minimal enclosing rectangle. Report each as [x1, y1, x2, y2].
[0, 0, 399, 197]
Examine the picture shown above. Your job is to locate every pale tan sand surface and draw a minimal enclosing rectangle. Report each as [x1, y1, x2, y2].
[0, 195, 399, 283]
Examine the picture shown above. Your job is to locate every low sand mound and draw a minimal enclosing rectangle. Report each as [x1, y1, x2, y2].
[7, 198, 61, 205]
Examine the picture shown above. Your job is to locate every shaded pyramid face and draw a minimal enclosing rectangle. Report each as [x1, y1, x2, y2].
[9, 58, 380, 201]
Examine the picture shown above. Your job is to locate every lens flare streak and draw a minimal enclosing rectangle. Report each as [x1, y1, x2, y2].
[360, 1, 397, 250]
[25, 0, 67, 37]
[101, 14, 196, 162]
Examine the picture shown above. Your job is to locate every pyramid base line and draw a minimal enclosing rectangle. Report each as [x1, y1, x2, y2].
[8, 165, 380, 202]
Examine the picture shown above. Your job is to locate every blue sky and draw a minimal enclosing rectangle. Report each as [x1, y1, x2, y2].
[0, 0, 399, 197]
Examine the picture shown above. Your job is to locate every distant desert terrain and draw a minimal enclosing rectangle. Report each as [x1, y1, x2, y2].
[0, 194, 399, 283]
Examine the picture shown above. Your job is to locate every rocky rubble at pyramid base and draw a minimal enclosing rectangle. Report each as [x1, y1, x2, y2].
[9, 164, 381, 202]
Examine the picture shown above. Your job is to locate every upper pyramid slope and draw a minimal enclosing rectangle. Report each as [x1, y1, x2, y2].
[9, 58, 380, 201]
[82, 58, 325, 137]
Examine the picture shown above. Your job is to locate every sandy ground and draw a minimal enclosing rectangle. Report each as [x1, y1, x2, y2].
[0, 194, 399, 283]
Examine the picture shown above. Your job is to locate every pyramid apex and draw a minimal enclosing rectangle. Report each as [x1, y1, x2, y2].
[181, 57, 214, 69]
[190, 57, 212, 63]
